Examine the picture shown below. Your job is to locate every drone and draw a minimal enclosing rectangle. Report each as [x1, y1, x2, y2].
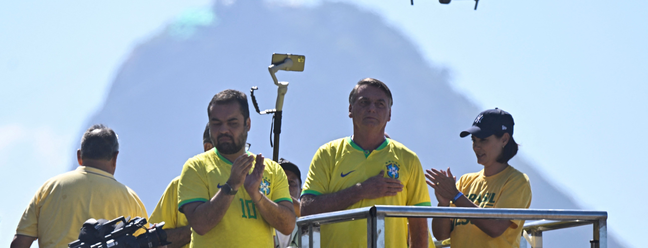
[411, 0, 480, 10]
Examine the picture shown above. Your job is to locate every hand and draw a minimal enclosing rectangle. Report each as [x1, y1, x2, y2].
[147, 224, 168, 248]
[425, 168, 458, 206]
[359, 170, 404, 199]
[244, 153, 266, 203]
[227, 153, 255, 190]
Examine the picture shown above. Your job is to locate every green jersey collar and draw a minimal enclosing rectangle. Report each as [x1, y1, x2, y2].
[215, 149, 254, 165]
[346, 136, 390, 158]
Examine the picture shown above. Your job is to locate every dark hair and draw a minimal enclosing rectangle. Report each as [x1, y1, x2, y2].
[278, 158, 302, 185]
[495, 132, 518, 163]
[208, 89, 250, 121]
[348, 78, 393, 106]
[80, 124, 119, 161]
[203, 122, 212, 145]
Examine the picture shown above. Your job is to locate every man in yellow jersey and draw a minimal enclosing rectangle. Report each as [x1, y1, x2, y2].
[11, 124, 149, 248]
[301, 78, 432, 248]
[148, 124, 214, 248]
[178, 89, 296, 248]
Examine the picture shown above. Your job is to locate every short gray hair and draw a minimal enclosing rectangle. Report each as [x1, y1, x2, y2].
[80, 124, 119, 160]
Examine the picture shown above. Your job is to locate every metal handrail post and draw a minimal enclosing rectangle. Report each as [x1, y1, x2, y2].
[591, 218, 607, 248]
[297, 224, 303, 248]
[367, 209, 376, 248]
[600, 218, 608, 248]
[308, 224, 314, 248]
[366, 210, 386, 248]
[377, 213, 386, 248]
[523, 229, 543, 248]
[299, 224, 314, 248]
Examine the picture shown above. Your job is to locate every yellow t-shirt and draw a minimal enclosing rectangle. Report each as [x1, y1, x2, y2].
[450, 165, 532, 248]
[149, 176, 190, 248]
[302, 137, 432, 248]
[16, 166, 148, 248]
[178, 149, 292, 248]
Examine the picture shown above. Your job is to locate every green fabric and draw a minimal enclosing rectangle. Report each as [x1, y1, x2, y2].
[273, 197, 293, 203]
[346, 137, 390, 158]
[178, 198, 208, 213]
[216, 149, 254, 165]
[301, 190, 322, 196]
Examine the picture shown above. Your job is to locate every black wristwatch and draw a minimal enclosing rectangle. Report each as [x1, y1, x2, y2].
[221, 183, 238, 195]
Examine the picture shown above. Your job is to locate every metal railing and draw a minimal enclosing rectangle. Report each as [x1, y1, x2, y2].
[296, 205, 607, 248]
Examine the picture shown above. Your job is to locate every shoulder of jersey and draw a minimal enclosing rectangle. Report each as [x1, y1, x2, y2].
[49, 169, 78, 182]
[187, 150, 215, 162]
[506, 166, 530, 181]
[315, 137, 347, 154]
[387, 139, 417, 157]
[460, 171, 482, 181]
[125, 185, 142, 196]
[323, 137, 347, 148]
[262, 157, 281, 168]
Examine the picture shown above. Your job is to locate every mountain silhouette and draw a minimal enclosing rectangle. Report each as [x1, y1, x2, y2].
[77, 1, 622, 247]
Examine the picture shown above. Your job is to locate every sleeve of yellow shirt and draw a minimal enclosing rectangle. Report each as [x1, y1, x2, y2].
[301, 145, 332, 196]
[15, 183, 48, 238]
[126, 187, 149, 236]
[149, 177, 180, 229]
[266, 160, 292, 203]
[178, 158, 210, 212]
[405, 155, 432, 206]
[494, 173, 531, 228]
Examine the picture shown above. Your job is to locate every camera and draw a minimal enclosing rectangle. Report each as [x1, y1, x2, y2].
[68, 216, 170, 248]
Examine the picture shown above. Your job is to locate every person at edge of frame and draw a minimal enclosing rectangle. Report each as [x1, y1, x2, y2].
[426, 108, 532, 248]
[148, 123, 214, 248]
[177, 89, 296, 248]
[274, 158, 302, 248]
[300, 78, 432, 248]
[11, 124, 157, 248]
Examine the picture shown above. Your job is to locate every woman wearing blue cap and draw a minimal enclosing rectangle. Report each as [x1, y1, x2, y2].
[426, 108, 532, 248]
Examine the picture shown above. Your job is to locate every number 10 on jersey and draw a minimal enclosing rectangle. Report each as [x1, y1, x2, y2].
[239, 198, 257, 219]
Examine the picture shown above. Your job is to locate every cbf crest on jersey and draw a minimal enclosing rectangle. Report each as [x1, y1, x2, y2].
[385, 161, 401, 179]
[259, 177, 271, 195]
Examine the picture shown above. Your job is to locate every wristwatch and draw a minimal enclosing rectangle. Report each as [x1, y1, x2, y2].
[221, 183, 238, 195]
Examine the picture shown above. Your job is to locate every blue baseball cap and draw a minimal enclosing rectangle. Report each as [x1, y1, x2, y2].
[460, 108, 514, 138]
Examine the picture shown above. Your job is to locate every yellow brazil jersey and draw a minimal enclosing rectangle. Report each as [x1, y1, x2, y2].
[16, 166, 148, 248]
[177, 149, 292, 248]
[302, 137, 431, 248]
[149, 176, 190, 248]
[450, 165, 532, 248]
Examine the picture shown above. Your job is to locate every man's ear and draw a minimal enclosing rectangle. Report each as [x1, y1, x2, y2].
[76, 150, 82, 165]
[348, 105, 353, 118]
[388, 107, 391, 122]
[246, 117, 251, 131]
[111, 152, 119, 165]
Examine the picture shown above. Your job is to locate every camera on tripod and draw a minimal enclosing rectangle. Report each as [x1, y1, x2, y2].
[68, 216, 170, 248]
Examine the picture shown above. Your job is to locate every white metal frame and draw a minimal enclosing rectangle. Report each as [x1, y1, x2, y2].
[296, 205, 607, 248]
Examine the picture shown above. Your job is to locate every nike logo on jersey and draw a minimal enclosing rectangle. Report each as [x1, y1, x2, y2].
[341, 170, 355, 177]
[217, 183, 223, 188]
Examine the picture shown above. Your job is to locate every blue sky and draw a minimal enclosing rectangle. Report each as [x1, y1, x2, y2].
[1, 0, 646, 247]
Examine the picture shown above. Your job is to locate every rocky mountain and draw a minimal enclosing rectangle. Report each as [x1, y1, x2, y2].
[78, 1, 621, 247]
